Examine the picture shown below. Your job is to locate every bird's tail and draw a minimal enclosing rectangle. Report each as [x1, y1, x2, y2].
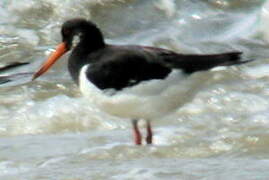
[165, 51, 252, 74]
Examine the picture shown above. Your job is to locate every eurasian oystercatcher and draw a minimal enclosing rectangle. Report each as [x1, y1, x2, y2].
[32, 18, 251, 145]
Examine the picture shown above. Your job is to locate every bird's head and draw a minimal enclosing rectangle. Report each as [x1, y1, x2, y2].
[32, 18, 104, 80]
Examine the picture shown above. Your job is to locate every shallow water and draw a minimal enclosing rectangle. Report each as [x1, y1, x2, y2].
[1, 0, 269, 179]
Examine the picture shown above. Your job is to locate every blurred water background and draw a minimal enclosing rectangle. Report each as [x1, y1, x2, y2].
[1, 0, 269, 179]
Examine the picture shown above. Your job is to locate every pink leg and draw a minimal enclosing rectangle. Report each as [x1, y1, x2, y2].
[132, 119, 142, 145]
[146, 120, 153, 145]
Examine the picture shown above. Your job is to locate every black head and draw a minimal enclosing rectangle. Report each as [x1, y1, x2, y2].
[61, 18, 105, 50]
[32, 18, 105, 80]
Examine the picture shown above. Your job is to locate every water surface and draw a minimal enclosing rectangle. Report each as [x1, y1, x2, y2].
[1, 0, 269, 179]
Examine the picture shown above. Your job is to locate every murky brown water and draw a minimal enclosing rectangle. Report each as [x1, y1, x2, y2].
[1, 0, 269, 179]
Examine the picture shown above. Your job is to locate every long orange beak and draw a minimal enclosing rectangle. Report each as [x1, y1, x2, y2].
[32, 42, 68, 80]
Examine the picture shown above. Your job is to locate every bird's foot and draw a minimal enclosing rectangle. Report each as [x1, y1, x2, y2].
[146, 120, 153, 145]
[132, 119, 142, 145]
[132, 119, 153, 145]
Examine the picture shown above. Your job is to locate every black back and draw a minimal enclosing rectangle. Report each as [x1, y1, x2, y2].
[62, 19, 247, 90]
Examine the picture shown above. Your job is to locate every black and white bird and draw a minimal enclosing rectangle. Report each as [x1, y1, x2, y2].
[32, 18, 251, 145]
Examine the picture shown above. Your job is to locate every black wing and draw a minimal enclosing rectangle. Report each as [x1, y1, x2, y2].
[85, 45, 250, 90]
[140, 46, 250, 73]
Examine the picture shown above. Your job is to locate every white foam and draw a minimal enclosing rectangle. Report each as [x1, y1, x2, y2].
[16, 29, 39, 46]
[2, 94, 124, 136]
[0, 161, 31, 175]
[244, 64, 269, 78]
[261, 0, 269, 42]
[155, 0, 176, 17]
[209, 140, 233, 153]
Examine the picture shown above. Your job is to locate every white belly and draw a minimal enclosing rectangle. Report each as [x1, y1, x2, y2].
[79, 65, 192, 120]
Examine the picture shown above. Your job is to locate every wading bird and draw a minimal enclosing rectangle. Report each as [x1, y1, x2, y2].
[32, 18, 251, 145]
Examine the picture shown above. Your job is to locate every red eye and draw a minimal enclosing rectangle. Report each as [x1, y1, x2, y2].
[63, 29, 70, 35]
